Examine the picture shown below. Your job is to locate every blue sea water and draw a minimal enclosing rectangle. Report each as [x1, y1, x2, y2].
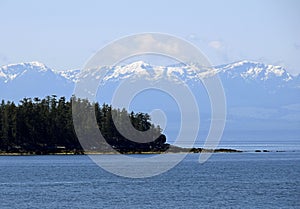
[0, 152, 299, 209]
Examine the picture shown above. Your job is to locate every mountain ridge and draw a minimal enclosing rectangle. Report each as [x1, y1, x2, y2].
[0, 60, 299, 138]
[0, 60, 299, 107]
[1, 60, 297, 83]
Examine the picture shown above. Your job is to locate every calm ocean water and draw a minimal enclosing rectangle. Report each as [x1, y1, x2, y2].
[0, 152, 299, 209]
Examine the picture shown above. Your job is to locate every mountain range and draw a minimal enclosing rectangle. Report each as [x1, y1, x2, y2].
[1, 60, 299, 140]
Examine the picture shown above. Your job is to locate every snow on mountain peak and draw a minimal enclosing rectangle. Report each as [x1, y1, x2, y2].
[70, 60, 295, 85]
[3, 61, 48, 70]
[55, 68, 81, 83]
[0, 60, 296, 86]
[0, 61, 51, 82]
[103, 61, 208, 82]
[123, 60, 150, 68]
[218, 60, 292, 81]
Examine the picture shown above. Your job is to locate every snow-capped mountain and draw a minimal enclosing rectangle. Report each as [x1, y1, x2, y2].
[0, 60, 298, 103]
[1, 60, 297, 84]
[1, 60, 298, 145]
[1, 60, 298, 93]
[0, 60, 299, 119]
[56, 68, 81, 83]
[0, 61, 74, 100]
[55, 60, 298, 89]
[0, 61, 51, 83]
[216, 61, 299, 107]
[217, 60, 293, 81]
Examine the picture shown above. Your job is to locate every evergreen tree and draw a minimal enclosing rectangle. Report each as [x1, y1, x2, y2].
[0, 96, 167, 154]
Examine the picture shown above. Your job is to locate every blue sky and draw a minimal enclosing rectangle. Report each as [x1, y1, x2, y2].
[0, 0, 299, 74]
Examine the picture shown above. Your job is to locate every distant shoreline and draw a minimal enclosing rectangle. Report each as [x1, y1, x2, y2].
[0, 148, 294, 156]
[0, 148, 243, 156]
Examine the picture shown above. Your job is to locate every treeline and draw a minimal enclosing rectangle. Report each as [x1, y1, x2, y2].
[0, 95, 168, 154]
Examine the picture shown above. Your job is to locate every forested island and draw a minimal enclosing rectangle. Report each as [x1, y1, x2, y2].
[0, 95, 241, 155]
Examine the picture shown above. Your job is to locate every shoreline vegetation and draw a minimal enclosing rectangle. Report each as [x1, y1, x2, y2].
[0, 146, 243, 156]
[1, 148, 292, 156]
[1, 95, 277, 157]
[0, 148, 290, 156]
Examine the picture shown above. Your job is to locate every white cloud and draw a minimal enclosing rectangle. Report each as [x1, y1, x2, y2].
[209, 41, 223, 50]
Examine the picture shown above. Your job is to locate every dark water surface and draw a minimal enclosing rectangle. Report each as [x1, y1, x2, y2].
[0, 152, 299, 209]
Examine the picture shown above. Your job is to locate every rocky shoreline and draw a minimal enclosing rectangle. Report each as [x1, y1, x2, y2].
[0, 147, 243, 156]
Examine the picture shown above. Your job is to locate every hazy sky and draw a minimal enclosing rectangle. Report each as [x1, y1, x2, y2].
[0, 0, 299, 74]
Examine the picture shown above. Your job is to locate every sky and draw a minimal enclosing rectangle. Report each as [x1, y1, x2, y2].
[0, 0, 300, 75]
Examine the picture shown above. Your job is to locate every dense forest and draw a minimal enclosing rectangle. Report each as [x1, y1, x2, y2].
[0, 95, 169, 154]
